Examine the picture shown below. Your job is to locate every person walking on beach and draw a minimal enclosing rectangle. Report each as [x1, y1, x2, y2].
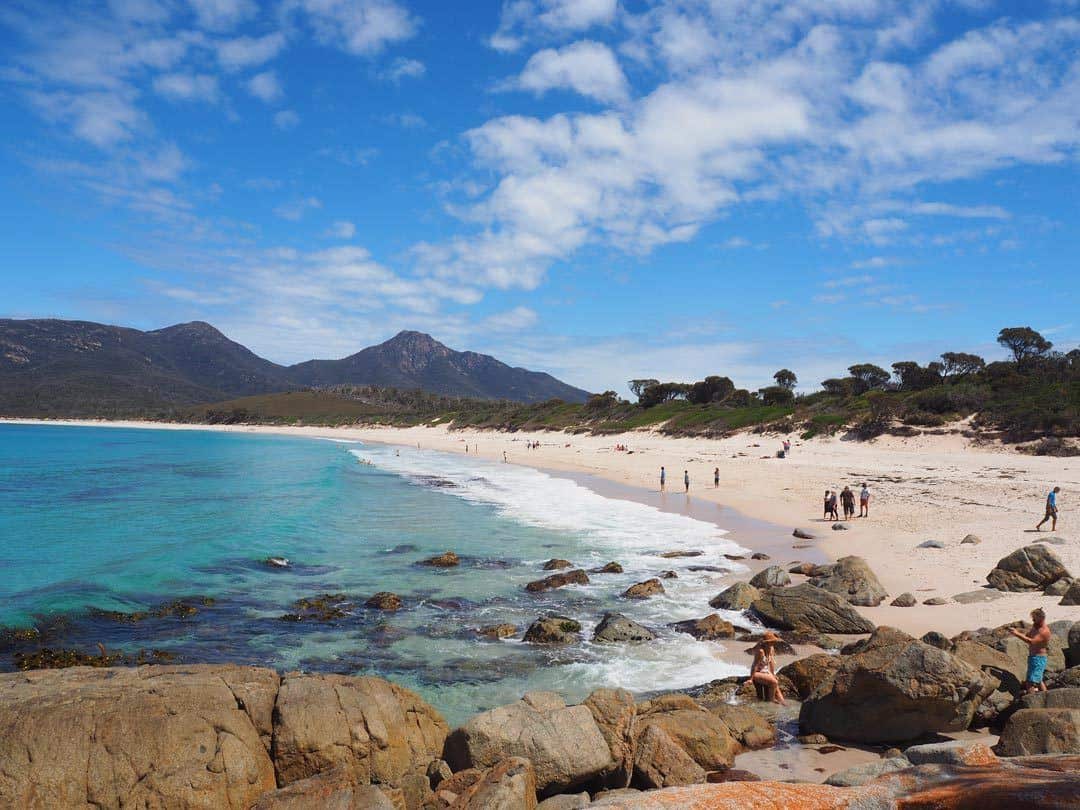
[783, 439, 791, 455]
[1011, 609, 1052, 694]
[714, 467, 720, 488]
[749, 632, 786, 705]
[828, 490, 839, 521]
[684, 470, 690, 494]
[1036, 486, 1061, 532]
[859, 483, 870, 518]
[824, 490, 832, 520]
[840, 486, 855, 520]
[660, 466, 666, 492]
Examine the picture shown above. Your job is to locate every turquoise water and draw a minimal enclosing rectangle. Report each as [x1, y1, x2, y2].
[0, 424, 751, 724]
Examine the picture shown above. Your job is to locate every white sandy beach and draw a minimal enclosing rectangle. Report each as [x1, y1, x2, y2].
[5, 417, 1079, 639]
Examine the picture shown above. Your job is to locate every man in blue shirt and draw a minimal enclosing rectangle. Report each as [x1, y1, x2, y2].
[1036, 486, 1061, 532]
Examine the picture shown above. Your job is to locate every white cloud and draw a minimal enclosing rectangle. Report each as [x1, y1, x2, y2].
[274, 109, 300, 129]
[908, 201, 1009, 219]
[247, 70, 283, 103]
[274, 196, 322, 220]
[287, 0, 418, 56]
[187, 0, 257, 31]
[29, 89, 144, 148]
[483, 306, 539, 332]
[383, 57, 425, 82]
[152, 72, 220, 103]
[216, 32, 287, 71]
[510, 40, 629, 104]
[326, 220, 356, 239]
[721, 236, 751, 249]
[490, 0, 618, 52]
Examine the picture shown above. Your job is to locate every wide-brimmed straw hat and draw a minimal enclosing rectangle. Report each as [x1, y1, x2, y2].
[759, 631, 782, 645]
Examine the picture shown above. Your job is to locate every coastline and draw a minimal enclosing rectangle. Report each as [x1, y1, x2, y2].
[4, 417, 1079, 639]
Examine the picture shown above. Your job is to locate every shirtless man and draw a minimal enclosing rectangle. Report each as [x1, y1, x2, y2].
[1010, 608, 1052, 694]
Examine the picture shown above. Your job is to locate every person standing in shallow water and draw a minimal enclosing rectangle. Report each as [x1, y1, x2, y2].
[683, 470, 690, 494]
[660, 466, 666, 492]
[1011, 608, 1052, 694]
[1036, 486, 1061, 532]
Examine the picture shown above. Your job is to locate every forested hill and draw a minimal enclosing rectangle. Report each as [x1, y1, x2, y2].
[0, 320, 589, 417]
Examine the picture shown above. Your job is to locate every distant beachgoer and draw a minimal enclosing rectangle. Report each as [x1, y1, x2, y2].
[750, 631, 786, 705]
[783, 439, 791, 455]
[1036, 486, 1061, 532]
[714, 467, 719, 488]
[684, 470, 690, 493]
[1011, 609, 1052, 694]
[824, 490, 831, 520]
[660, 466, 666, 492]
[840, 486, 855, 520]
[859, 483, 870, 518]
[828, 491, 839, 521]
[502, 451, 507, 463]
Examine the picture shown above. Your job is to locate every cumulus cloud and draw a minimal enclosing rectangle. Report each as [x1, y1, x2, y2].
[490, 0, 617, 52]
[216, 32, 287, 71]
[325, 220, 356, 239]
[152, 71, 220, 103]
[509, 40, 629, 104]
[286, 0, 418, 56]
[274, 109, 300, 129]
[29, 89, 145, 147]
[187, 0, 257, 31]
[247, 70, 283, 103]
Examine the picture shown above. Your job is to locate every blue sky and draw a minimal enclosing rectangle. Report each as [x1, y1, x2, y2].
[1, 0, 1078, 394]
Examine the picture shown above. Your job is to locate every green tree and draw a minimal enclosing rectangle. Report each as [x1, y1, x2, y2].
[847, 364, 891, 394]
[585, 391, 620, 410]
[687, 375, 735, 404]
[891, 361, 941, 391]
[628, 379, 660, 402]
[639, 382, 689, 408]
[759, 385, 795, 406]
[773, 369, 797, 390]
[821, 378, 853, 396]
[939, 352, 985, 381]
[997, 327, 1052, 366]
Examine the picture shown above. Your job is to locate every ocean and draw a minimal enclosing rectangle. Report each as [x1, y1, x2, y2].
[0, 423, 753, 724]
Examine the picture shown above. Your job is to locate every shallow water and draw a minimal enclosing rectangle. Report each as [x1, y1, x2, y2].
[0, 424, 754, 724]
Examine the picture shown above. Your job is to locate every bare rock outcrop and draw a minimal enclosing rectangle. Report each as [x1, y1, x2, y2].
[799, 627, 995, 743]
[750, 583, 876, 634]
[808, 555, 888, 606]
[986, 545, 1071, 591]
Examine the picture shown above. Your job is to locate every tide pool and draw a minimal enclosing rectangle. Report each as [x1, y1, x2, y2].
[0, 423, 752, 724]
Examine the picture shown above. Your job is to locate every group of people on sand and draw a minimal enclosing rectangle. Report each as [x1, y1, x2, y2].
[823, 484, 870, 521]
[613, 443, 630, 452]
[526, 441, 541, 450]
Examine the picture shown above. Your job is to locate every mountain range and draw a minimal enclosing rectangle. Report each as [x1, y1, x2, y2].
[0, 319, 589, 417]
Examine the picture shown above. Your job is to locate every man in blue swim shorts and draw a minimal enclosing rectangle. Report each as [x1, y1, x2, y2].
[1011, 608, 1051, 694]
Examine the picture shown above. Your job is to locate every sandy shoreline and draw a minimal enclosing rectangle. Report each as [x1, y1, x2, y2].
[4, 417, 1079, 639]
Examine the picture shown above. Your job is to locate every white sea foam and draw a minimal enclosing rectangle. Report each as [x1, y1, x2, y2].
[351, 444, 748, 564]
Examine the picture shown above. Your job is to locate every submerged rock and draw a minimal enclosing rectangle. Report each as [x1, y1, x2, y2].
[593, 613, 656, 643]
[524, 616, 582, 644]
[590, 561, 623, 574]
[543, 558, 573, 570]
[622, 579, 665, 599]
[658, 550, 703, 558]
[365, 592, 403, 611]
[477, 623, 517, 640]
[419, 551, 460, 568]
[669, 614, 735, 640]
[280, 593, 353, 622]
[526, 570, 590, 593]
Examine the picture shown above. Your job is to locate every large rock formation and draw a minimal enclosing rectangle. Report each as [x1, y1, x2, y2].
[634, 695, 740, 773]
[747, 566, 790, 589]
[708, 582, 760, 611]
[583, 689, 637, 789]
[668, 614, 735, 640]
[272, 673, 448, 790]
[524, 616, 583, 644]
[799, 627, 994, 743]
[777, 654, 843, 701]
[808, 556, 888, 606]
[630, 724, 705, 789]
[986, 545, 1071, 591]
[445, 757, 537, 809]
[0, 665, 449, 810]
[526, 570, 590, 592]
[443, 692, 613, 796]
[750, 583, 876, 634]
[996, 688, 1080, 756]
[593, 613, 656, 643]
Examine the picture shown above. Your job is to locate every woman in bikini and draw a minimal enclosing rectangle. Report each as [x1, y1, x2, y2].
[750, 631, 786, 705]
